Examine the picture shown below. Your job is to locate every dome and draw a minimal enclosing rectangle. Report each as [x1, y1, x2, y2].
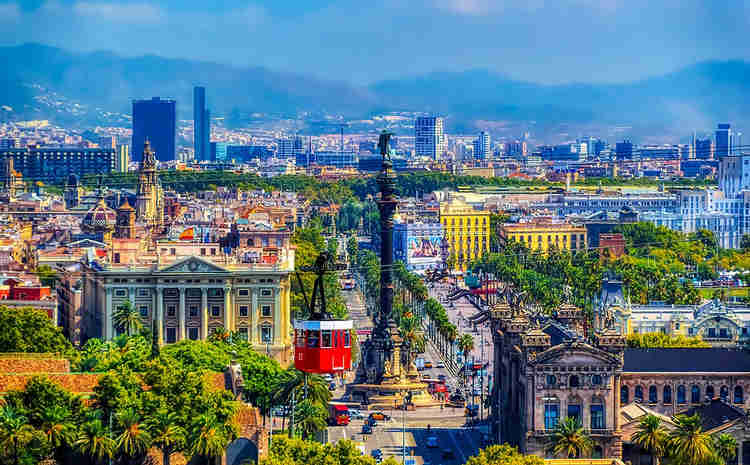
[82, 197, 116, 232]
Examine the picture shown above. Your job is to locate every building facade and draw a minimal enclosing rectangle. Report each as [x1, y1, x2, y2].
[415, 116, 445, 160]
[439, 199, 490, 271]
[393, 221, 443, 272]
[132, 97, 176, 162]
[474, 131, 491, 160]
[499, 221, 588, 253]
[0, 147, 115, 182]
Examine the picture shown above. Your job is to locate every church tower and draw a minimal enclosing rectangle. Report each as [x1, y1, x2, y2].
[135, 140, 164, 229]
[115, 198, 136, 239]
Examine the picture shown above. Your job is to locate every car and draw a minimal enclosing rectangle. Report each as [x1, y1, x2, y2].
[426, 436, 439, 448]
[435, 362, 445, 368]
[369, 412, 390, 421]
[422, 373, 431, 379]
[361, 424, 372, 434]
[423, 361, 433, 369]
[442, 449, 456, 459]
[349, 409, 364, 419]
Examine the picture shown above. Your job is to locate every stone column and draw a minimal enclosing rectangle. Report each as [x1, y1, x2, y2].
[224, 285, 232, 332]
[156, 288, 164, 345]
[274, 286, 281, 344]
[105, 287, 113, 340]
[178, 288, 186, 341]
[614, 373, 621, 431]
[251, 288, 259, 343]
[201, 288, 208, 340]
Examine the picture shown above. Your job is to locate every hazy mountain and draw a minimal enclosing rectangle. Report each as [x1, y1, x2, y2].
[2, 43, 750, 134]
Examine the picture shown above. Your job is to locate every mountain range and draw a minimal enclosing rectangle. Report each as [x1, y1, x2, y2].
[3, 43, 750, 136]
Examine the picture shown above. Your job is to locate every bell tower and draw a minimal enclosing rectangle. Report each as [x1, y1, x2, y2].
[115, 198, 136, 239]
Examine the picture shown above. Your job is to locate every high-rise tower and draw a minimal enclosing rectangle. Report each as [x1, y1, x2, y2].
[415, 116, 445, 160]
[716, 123, 732, 158]
[193, 87, 211, 161]
[132, 97, 176, 162]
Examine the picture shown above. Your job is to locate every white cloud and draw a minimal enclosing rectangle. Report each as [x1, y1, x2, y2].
[433, 0, 502, 15]
[72, 1, 163, 24]
[0, 2, 21, 22]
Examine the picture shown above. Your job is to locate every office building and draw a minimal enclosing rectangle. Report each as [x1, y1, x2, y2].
[473, 131, 491, 160]
[615, 140, 634, 160]
[716, 123, 732, 158]
[439, 199, 490, 271]
[505, 140, 528, 158]
[695, 138, 713, 160]
[98, 136, 117, 149]
[0, 147, 115, 182]
[498, 220, 588, 253]
[132, 97, 176, 162]
[0, 138, 19, 149]
[193, 87, 211, 162]
[116, 144, 130, 173]
[313, 151, 357, 169]
[227, 145, 273, 161]
[393, 221, 443, 272]
[415, 116, 445, 160]
[210, 142, 228, 162]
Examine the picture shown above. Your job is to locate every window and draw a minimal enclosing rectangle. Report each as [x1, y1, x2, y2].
[708, 327, 717, 338]
[138, 288, 149, 297]
[663, 385, 672, 404]
[649, 386, 658, 403]
[200, 248, 206, 256]
[170, 248, 176, 256]
[115, 289, 126, 297]
[211, 306, 220, 317]
[167, 305, 176, 317]
[567, 403, 581, 424]
[189, 305, 198, 317]
[590, 400, 605, 430]
[544, 402, 560, 430]
[635, 385, 644, 402]
[139, 306, 148, 317]
[114, 252, 120, 263]
[719, 328, 729, 338]
[721, 386, 729, 401]
[735, 386, 744, 403]
[344, 330, 350, 348]
[678, 385, 687, 403]
[621, 386, 629, 404]
[239, 306, 248, 317]
[592, 374, 602, 386]
[261, 326, 272, 343]
[262, 305, 272, 317]
[546, 375, 557, 386]
[238, 327, 248, 341]
[188, 327, 199, 340]
[706, 385, 715, 400]
[166, 327, 176, 343]
[306, 330, 319, 347]
[211, 248, 216, 255]
[569, 375, 580, 388]
[321, 330, 332, 348]
[261, 288, 272, 297]
[691, 385, 701, 403]
[239, 289, 249, 297]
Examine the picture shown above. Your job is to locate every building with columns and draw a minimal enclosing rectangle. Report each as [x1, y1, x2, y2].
[80, 252, 294, 364]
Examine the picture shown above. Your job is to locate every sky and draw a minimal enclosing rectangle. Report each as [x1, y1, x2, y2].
[1, 0, 750, 84]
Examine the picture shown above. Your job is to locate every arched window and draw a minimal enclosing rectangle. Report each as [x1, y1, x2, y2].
[691, 385, 701, 403]
[546, 375, 557, 386]
[677, 385, 687, 404]
[544, 396, 560, 430]
[592, 374, 602, 386]
[706, 385, 715, 400]
[621, 386, 629, 404]
[663, 385, 672, 404]
[567, 396, 582, 424]
[734, 386, 744, 404]
[590, 397, 605, 430]
[721, 386, 729, 401]
[649, 386, 658, 403]
[569, 375, 580, 388]
[635, 385, 644, 402]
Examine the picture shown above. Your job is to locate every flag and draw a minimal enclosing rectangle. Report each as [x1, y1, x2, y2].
[179, 227, 195, 241]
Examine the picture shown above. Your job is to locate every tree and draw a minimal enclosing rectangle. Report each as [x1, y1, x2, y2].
[113, 300, 143, 336]
[714, 433, 738, 465]
[549, 417, 593, 458]
[458, 333, 475, 359]
[293, 399, 328, 440]
[39, 404, 77, 463]
[115, 408, 152, 462]
[465, 443, 545, 465]
[34, 264, 58, 288]
[0, 306, 73, 353]
[75, 417, 115, 465]
[669, 414, 713, 465]
[191, 413, 232, 465]
[0, 406, 39, 465]
[144, 408, 186, 465]
[632, 414, 667, 465]
[741, 234, 750, 252]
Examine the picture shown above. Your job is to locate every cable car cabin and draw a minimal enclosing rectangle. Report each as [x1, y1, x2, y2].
[294, 320, 353, 374]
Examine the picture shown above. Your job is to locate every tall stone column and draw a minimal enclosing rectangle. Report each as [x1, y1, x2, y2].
[274, 287, 281, 344]
[156, 288, 164, 345]
[201, 288, 208, 340]
[251, 288, 259, 343]
[224, 285, 232, 332]
[178, 288, 186, 340]
[105, 287, 113, 340]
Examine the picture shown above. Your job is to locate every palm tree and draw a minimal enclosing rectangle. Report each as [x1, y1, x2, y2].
[0, 406, 37, 465]
[276, 369, 331, 409]
[399, 314, 422, 356]
[458, 333, 475, 360]
[191, 414, 229, 465]
[632, 414, 667, 465]
[550, 417, 593, 458]
[115, 408, 152, 462]
[714, 433, 738, 465]
[144, 408, 186, 465]
[113, 300, 143, 336]
[39, 405, 77, 464]
[75, 418, 115, 465]
[294, 400, 327, 440]
[669, 414, 713, 465]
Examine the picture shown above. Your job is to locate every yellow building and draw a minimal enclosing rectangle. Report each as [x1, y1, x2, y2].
[439, 199, 490, 271]
[499, 221, 587, 253]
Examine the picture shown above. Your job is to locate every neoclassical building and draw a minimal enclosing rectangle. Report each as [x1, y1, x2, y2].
[81, 252, 295, 364]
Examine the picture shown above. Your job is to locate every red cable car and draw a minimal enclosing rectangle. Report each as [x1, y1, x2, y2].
[293, 252, 353, 375]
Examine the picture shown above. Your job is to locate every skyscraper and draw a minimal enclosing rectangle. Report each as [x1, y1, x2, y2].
[715, 123, 732, 158]
[193, 87, 211, 162]
[695, 138, 713, 160]
[132, 97, 176, 162]
[473, 131, 490, 160]
[615, 140, 634, 160]
[415, 116, 445, 160]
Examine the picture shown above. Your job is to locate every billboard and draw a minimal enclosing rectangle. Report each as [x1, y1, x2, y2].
[407, 235, 441, 265]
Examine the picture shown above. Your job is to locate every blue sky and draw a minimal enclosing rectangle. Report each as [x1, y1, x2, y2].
[2, 0, 749, 84]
